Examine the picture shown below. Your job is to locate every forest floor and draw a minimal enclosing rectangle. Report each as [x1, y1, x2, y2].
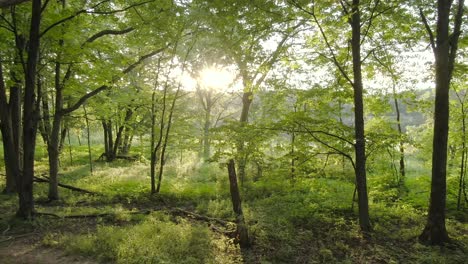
[0, 157, 467, 263]
[0, 236, 98, 264]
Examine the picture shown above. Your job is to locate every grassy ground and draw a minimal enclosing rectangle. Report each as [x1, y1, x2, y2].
[0, 145, 467, 263]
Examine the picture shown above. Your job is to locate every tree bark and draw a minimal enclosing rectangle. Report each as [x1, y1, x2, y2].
[17, 0, 41, 219]
[112, 108, 133, 156]
[203, 99, 212, 161]
[83, 105, 93, 174]
[0, 76, 20, 193]
[350, 0, 371, 233]
[419, 0, 464, 245]
[237, 91, 253, 185]
[47, 59, 65, 200]
[150, 59, 163, 194]
[156, 83, 180, 193]
[227, 159, 250, 248]
[393, 87, 405, 186]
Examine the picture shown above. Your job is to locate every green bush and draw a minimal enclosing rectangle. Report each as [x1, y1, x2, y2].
[60, 213, 213, 263]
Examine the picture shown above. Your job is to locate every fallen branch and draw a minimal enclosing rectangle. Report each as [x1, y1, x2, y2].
[35, 207, 236, 237]
[33, 176, 98, 195]
[36, 207, 234, 227]
[0, 232, 37, 243]
[170, 208, 234, 228]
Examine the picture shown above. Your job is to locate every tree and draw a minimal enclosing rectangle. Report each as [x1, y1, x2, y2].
[419, 0, 465, 245]
[291, 0, 392, 233]
[37, 0, 172, 199]
[193, 0, 303, 184]
[451, 82, 468, 210]
[18, 0, 41, 218]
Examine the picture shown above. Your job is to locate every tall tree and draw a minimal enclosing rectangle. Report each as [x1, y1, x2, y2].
[419, 0, 465, 245]
[193, 0, 303, 184]
[290, 0, 384, 233]
[17, 0, 41, 218]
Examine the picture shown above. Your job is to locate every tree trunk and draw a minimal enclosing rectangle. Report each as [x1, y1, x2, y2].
[350, 0, 371, 233]
[0, 80, 20, 193]
[102, 120, 114, 161]
[203, 102, 211, 161]
[291, 131, 296, 180]
[393, 87, 405, 186]
[156, 85, 180, 193]
[47, 60, 65, 201]
[113, 108, 133, 156]
[0, 116, 18, 194]
[227, 159, 250, 248]
[83, 105, 93, 174]
[121, 129, 132, 155]
[237, 91, 253, 185]
[419, 0, 457, 245]
[17, 0, 41, 219]
[457, 137, 466, 210]
[150, 59, 163, 194]
[11, 84, 22, 170]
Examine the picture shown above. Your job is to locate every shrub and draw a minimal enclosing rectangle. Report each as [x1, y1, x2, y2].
[60, 213, 213, 264]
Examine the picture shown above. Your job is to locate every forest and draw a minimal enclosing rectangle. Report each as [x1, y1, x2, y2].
[0, 0, 466, 263]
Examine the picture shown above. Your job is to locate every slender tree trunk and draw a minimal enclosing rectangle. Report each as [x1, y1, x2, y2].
[17, 0, 41, 219]
[107, 121, 113, 160]
[291, 104, 297, 180]
[1, 81, 20, 193]
[102, 120, 114, 161]
[39, 80, 50, 146]
[67, 128, 73, 166]
[113, 108, 133, 156]
[203, 103, 211, 161]
[150, 60, 162, 194]
[237, 91, 253, 185]
[47, 61, 64, 200]
[227, 159, 250, 248]
[121, 129, 132, 155]
[0, 115, 18, 194]
[83, 105, 93, 174]
[457, 137, 466, 210]
[350, 0, 371, 233]
[59, 127, 67, 152]
[290, 133, 296, 177]
[392, 87, 405, 186]
[156, 85, 180, 193]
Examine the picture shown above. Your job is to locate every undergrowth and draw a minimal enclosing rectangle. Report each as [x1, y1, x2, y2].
[0, 149, 467, 264]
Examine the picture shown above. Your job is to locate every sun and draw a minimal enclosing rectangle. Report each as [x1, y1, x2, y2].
[199, 67, 234, 90]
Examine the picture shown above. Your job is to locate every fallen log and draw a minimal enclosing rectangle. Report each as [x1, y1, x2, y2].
[36, 207, 235, 232]
[33, 176, 97, 195]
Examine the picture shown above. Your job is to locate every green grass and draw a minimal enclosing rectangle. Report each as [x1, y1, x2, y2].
[0, 144, 467, 263]
[55, 212, 214, 264]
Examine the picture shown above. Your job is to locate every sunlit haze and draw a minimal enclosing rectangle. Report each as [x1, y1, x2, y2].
[199, 67, 235, 90]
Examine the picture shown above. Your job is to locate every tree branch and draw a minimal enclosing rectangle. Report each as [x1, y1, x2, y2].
[419, 8, 436, 53]
[40, 0, 150, 38]
[360, 0, 380, 45]
[298, 123, 356, 170]
[82, 27, 135, 46]
[122, 46, 167, 75]
[62, 47, 167, 115]
[252, 21, 304, 88]
[85, 0, 154, 15]
[290, 0, 354, 86]
[34, 176, 97, 195]
[39, 0, 107, 38]
[448, 0, 465, 81]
